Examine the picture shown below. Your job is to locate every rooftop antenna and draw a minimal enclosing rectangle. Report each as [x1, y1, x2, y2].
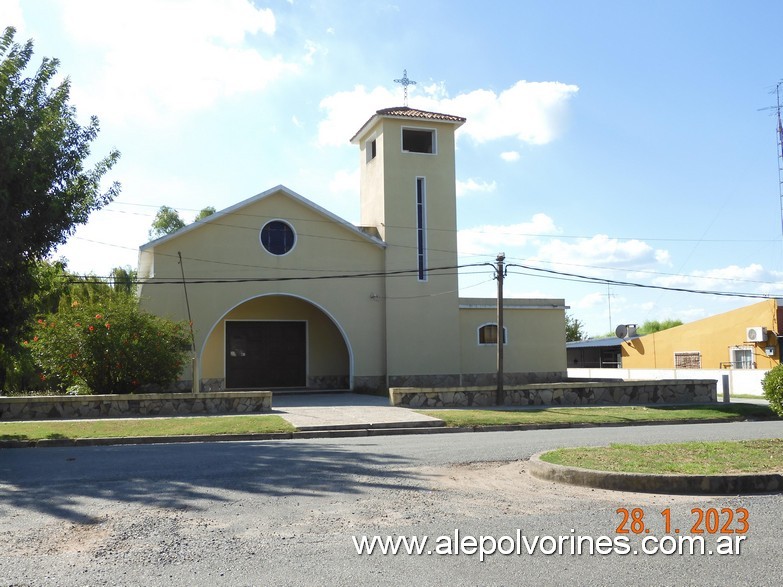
[760, 80, 783, 243]
[394, 69, 417, 107]
[604, 284, 616, 334]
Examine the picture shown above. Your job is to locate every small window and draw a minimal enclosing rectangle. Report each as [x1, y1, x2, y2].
[402, 128, 435, 154]
[260, 220, 296, 255]
[674, 352, 701, 369]
[730, 346, 755, 369]
[478, 324, 507, 345]
[366, 138, 377, 162]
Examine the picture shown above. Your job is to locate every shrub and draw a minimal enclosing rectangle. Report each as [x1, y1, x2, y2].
[27, 295, 191, 394]
[762, 364, 783, 417]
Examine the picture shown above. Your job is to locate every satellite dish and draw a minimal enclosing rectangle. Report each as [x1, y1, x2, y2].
[615, 324, 628, 338]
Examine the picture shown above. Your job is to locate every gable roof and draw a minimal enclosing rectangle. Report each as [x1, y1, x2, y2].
[350, 106, 466, 143]
[139, 184, 386, 251]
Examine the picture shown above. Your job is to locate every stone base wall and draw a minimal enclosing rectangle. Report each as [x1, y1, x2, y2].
[307, 375, 350, 389]
[370, 372, 567, 393]
[459, 371, 566, 387]
[0, 391, 272, 421]
[158, 372, 567, 394]
[389, 379, 717, 408]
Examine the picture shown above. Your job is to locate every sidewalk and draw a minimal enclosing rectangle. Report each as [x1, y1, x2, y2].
[272, 392, 445, 431]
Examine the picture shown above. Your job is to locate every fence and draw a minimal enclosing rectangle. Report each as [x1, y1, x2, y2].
[567, 368, 767, 397]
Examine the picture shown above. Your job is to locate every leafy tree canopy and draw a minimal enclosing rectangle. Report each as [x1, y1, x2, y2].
[149, 205, 216, 239]
[194, 206, 216, 221]
[149, 205, 186, 239]
[566, 312, 587, 342]
[0, 26, 120, 354]
[638, 319, 683, 335]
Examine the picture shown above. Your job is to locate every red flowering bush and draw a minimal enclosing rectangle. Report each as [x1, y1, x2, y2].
[27, 295, 190, 394]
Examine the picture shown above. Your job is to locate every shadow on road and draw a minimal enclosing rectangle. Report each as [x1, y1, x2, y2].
[0, 441, 424, 524]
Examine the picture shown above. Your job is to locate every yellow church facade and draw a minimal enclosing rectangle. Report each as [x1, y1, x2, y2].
[137, 107, 567, 392]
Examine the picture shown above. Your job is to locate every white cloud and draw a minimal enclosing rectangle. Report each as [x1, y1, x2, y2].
[2, 0, 25, 34]
[303, 39, 320, 65]
[57, 0, 298, 125]
[458, 213, 559, 255]
[575, 292, 607, 309]
[442, 81, 579, 145]
[500, 151, 520, 162]
[652, 263, 783, 294]
[318, 79, 578, 148]
[536, 235, 668, 270]
[456, 178, 496, 198]
[318, 85, 397, 146]
[328, 168, 358, 196]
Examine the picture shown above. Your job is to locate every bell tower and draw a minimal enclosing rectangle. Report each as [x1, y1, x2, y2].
[350, 106, 466, 385]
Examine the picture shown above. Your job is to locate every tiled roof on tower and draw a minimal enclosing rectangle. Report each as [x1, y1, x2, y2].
[350, 106, 466, 143]
[375, 106, 466, 123]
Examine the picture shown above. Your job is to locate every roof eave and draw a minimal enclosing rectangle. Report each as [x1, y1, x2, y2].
[350, 108, 466, 144]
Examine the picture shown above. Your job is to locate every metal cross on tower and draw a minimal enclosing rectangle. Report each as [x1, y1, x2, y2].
[394, 69, 417, 106]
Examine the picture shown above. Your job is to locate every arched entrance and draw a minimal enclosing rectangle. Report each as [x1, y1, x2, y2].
[200, 294, 352, 390]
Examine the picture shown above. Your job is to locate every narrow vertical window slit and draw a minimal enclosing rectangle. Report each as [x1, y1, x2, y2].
[416, 178, 426, 281]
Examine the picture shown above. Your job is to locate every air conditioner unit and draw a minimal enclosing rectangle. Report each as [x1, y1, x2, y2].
[746, 326, 767, 343]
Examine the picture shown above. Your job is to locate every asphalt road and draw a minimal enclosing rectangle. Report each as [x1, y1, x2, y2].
[2, 420, 782, 586]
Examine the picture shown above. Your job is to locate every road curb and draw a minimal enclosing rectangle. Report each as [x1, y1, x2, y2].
[0, 416, 771, 449]
[527, 451, 783, 495]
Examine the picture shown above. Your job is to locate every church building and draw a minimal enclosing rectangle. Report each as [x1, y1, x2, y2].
[137, 106, 567, 392]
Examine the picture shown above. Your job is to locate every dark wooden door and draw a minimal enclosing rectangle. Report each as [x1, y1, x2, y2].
[225, 321, 306, 389]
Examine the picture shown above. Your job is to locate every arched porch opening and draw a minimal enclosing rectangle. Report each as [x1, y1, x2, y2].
[200, 294, 352, 390]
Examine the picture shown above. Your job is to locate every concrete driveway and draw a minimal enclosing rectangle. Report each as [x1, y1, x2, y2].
[272, 392, 444, 431]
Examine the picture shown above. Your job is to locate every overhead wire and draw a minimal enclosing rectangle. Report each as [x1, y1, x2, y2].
[506, 263, 778, 300]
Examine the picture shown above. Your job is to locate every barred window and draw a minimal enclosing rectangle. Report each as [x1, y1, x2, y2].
[674, 352, 701, 369]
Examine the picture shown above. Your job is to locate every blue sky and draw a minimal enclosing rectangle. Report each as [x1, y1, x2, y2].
[5, 0, 783, 336]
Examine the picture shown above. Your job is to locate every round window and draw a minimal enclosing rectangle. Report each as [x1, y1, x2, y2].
[260, 220, 296, 255]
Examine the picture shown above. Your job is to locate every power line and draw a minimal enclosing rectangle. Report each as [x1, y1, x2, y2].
[62, 263, 493, 286]
[64, 257, 781, 303]
[501, 255, 782, 288]
[506, 263, 779, 300]
[105, 201, 781, 243]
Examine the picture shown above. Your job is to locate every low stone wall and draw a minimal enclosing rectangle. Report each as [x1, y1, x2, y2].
[0, 391, 272, 421]
[389, 379, 717, 408]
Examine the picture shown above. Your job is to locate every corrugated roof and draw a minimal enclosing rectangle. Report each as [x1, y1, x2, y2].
[566, 336, 638, 349]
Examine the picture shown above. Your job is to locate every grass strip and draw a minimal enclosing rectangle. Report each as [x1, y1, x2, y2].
[417, 403, 775, 428]
[539, 439, 783, 475]
[0, 414, 295, 441]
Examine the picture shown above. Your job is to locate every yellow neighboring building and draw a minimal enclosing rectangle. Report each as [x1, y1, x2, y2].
[137, 107, 567, 392]
[622, 299, 782, 370]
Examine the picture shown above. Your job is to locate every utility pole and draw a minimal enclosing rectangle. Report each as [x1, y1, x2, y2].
[178, 252, 199, 393]
[495, 252, 505, 405]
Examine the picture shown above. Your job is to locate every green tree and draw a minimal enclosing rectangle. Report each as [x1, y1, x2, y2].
[2, 262, 143, 391]
[565, 312, 586, 342]
[28, 295, 190, 394]
[762, 364, 783, 417]
[0, 27, 120, 369]
[149, 205, 186, 239]
[110, 266, 137, 295]
[638, 319, 683, 335]
[195, 206, 216, 221]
